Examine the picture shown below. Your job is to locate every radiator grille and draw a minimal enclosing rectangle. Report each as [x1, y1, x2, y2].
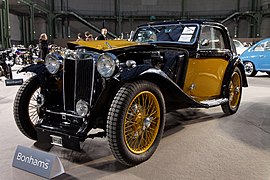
[63, 58, 95, 111]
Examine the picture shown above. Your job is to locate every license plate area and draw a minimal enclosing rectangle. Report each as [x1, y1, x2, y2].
[50, 135, 63, 146]
[36, 127, 81, 151]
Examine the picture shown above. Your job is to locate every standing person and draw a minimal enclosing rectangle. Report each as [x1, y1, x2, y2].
[76, 33, 83, 41]
[38, 33, 49, 60]
[96, 28, 108, 40]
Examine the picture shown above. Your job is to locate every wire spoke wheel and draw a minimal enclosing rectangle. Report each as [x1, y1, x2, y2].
[229, 72, 241, 108]
[13, 75, 41, 140]
[124, 91, 160, 154]
[107, 80, 165, 166]
[221, 67, 242, 115]
[28, 87, 41, 126]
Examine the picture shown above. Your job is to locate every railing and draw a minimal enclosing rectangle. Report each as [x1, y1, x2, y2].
[52, 8, 255, 18]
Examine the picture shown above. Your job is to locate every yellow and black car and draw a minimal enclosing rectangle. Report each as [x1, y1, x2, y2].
[13, 20, 248, 166]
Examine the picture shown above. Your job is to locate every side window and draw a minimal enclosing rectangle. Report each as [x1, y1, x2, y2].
[254, 43, 265, 51]
[265, 41, 270, 51]
[199, 26, 225, 50]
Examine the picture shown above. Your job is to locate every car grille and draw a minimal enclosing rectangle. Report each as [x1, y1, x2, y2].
[63, 58, 95, 111]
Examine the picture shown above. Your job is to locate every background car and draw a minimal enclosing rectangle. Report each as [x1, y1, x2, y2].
[240, 38, 270, 76]
[233, 39, 249, 56]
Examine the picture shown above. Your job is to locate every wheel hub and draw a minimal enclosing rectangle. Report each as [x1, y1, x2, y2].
[143, 117, 151, 130]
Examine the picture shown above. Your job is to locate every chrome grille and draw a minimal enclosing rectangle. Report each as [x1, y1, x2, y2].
[63, 58, 95, 111]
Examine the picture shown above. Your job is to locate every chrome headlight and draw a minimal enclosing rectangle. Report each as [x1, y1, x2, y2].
[76, 100, 89, 116]
[45, 52, 62, 74]
[97, 53, 116, 77]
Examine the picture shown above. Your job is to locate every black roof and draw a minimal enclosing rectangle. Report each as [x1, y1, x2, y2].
[137, 19, 224, 28]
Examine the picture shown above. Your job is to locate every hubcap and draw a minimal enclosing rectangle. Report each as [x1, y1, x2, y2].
[124, 91, 160, 154]
[244, 62, 253, 75]
[229, 72, 241, 109]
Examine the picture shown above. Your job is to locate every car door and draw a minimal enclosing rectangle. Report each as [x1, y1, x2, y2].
[183, 25, 231, 101]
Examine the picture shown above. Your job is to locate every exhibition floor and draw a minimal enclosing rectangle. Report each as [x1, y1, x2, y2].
[1, 67, 270, 179]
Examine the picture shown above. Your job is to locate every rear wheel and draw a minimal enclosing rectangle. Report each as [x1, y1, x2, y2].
[221, 67, 242, 115]
[107, 80, 165, 166]
[13, 75, 41, 140]
[244, 61, 257, 77]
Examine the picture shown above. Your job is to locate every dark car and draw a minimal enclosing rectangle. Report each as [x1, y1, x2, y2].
[13, 20, 248, 166]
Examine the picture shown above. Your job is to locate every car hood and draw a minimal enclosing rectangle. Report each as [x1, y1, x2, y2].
[67, 40, 140, 51]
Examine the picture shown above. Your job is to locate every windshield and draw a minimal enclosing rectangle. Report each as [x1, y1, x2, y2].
[133, 23, 199, 44]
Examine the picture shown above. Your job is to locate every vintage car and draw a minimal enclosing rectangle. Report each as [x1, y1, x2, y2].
[240, 38, 270, 76]
[233, 39, 249, 56]
[13, 20, 248, 166]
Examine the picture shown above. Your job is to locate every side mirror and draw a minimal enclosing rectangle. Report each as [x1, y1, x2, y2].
[200, 39, 210, 46]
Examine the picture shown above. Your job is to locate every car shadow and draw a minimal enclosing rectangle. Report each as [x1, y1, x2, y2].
[218, 99, 270, 150]
[33, 108, 225, 175]
[163, 108, 225, 138]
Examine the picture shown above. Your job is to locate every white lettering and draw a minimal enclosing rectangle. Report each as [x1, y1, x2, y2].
[16, 151, 50, 170]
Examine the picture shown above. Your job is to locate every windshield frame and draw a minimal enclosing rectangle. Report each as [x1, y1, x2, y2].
[132, 23, 200, 45]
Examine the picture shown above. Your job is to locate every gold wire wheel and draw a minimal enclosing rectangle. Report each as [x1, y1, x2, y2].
[28, 87, 41, 126]
[124, 91, 160, 154]
[229, 72, 241, 108]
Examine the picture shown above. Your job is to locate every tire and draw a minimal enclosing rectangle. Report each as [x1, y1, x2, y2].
[243, 61, 257, 77]
[221, 67, 242, 115]
[13, 75, 41, 140]
[107, 80, 165, 166]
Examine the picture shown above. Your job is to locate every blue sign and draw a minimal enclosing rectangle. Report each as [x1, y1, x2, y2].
[12, 145, 64, 179]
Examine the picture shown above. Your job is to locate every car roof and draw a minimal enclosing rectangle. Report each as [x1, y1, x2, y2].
[137, 19, 224, 28]
[255, 38, 270, 44]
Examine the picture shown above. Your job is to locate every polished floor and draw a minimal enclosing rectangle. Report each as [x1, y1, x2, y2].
[1, 66, 270, 180]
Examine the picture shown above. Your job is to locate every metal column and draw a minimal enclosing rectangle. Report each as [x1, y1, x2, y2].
[1, 0, 11, 48]
[115, 0, 121, 36]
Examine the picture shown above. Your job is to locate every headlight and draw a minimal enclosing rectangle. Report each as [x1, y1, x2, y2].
[97, 53, 116, 77]
[45, 52, 62, 74]
[76, 100, 89, 116]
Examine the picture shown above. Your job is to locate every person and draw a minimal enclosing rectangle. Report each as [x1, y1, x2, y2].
[38, 33, 49, 60]
[96, 28, 108, 40]
[76, 33, 83, 41]
[84, 31, 94, 41]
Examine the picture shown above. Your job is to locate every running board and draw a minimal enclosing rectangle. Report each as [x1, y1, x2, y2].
[200, 98, 228, 108]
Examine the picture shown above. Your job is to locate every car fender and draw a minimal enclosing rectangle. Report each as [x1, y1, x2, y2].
[221, 57, 248, 96]
[17, 64, 47, 76]
[117, 66, 205, 111]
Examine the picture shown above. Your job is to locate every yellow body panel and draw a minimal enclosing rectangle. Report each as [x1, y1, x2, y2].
[183, 58, 229, 101]
[69, 40, 139, 50]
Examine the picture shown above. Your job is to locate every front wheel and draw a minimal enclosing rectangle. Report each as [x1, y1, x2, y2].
[221, 67, 242, 115]
[13, 75, 41, 140]
[107, 80, 165, 166]
[244, 61, 257, 77]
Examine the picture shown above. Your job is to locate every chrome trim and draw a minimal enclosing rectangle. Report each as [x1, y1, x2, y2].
[89, 60, 95, 107]
[46, 109, 83, 118]
[63, 56, 96, 111]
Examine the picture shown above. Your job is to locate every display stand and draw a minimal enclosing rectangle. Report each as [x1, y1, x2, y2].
[12, 145, 64, 179]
